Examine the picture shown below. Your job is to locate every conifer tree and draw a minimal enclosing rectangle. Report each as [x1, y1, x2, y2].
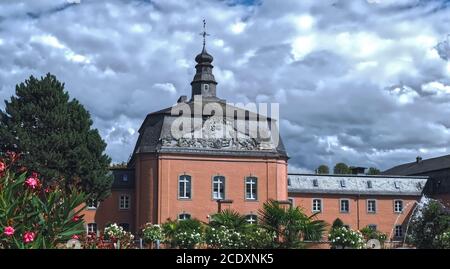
[0, 73, 112, 200]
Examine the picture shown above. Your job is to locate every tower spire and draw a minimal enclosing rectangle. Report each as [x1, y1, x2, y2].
[191, 19, 218, 100]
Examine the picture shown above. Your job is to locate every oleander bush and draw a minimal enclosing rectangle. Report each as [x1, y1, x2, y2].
[328, 226, 365, 249]
[104, 223, 135, 249]
[0, 152, 87, 249]
[141, 223, 164, 248]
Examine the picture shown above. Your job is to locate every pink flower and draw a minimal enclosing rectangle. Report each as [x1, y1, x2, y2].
[25, 175, 40, 189]
[72, 215, 80, 222]
[4, 226, 15, 236]
[72, 235, 79, 240]
[0, 161, 5, 172]
[23, 231, 36, 243]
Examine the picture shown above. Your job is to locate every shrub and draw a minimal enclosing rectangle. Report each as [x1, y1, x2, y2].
[141, 223, 164, 247]
[172, 219, 204, 249]
[360, 226, 387, 245]
[331, 218, 344, 229]
[104, 223, 135, 249]
[0, 152, 87, 249]
[328, 226, 365, 249]
[408, 199, 450, 248]
[436, 230, 450, 249]
[204, 226, 245, 249]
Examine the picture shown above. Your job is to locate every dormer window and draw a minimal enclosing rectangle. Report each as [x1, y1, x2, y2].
[367, 180, 372, 189]
[204, 84, 209, 91]
[340, 180, 346, 188]
[288, 178, 291, 186]
[394, 181, 400, 189]
[122, 174, 128, 182]
[313, 179, 319, 187]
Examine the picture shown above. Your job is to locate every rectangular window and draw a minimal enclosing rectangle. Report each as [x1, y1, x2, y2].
[367, 180, 373, 188]
[87, 199, 98, 210]
[119, 194, 130, 209]
[288, 197, 294, 207]
[394, 181, 400, 189]
[394, 200, 403, 213]
[246, 214, 258, 225]
[122, 174, 128, 182]
[212, 176, 225, 200]
[87, 223, 97, 234]
[245, 177, 257, 200]
[368, 224, 377, 231]
[312, 199, 322, 213]
[340, 199, 350, 213]
[340, 180, 346, 188]
[395, 225, 403, 237]
[178, 175, 192, 199]
[367, 199, 377, 213]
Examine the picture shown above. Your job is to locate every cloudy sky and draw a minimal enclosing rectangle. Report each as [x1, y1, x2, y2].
[1, 0, 450, 172]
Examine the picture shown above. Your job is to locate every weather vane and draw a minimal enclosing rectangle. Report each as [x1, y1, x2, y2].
[200, 19, 210, 48]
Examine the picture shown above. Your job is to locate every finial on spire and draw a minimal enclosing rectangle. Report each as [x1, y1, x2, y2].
[199, 19, 210, 49]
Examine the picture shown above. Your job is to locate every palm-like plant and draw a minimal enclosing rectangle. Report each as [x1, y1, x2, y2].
[259, 200, 327, 248]
[209, 209, 249, 232]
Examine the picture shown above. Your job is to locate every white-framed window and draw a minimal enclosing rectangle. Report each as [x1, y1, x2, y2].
[367, 199, 377, 213]
[246, 214, 258, 225]
[394, 200, 403, 213]
[87, 199, 98, 210]
[312, 199, 322, 213]
[122, 174, 128, 182]
[119, 194, 130, 209]
[394, 225, 403, 237]
[212, 176, 225, 200]
[340, 199, 350, 213]
[178, 213, 191, 220]
[245, 177, 257, 200]
[288, 197, 294, 207]
[87, 223, 97, 234]
[178, 175, 192, 199]
[368, 224, 377, 231]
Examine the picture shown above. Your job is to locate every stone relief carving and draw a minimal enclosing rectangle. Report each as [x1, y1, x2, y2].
[160, 116, 275, 151]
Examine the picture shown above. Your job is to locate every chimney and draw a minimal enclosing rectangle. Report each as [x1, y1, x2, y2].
[177, 95, 188, 103]
[416, 156, 422, 163]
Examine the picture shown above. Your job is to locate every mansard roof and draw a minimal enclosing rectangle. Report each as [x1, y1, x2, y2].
[288, 173, 428, 196]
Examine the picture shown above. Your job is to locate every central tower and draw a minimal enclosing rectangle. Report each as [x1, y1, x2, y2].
[190, 20, 218, 100]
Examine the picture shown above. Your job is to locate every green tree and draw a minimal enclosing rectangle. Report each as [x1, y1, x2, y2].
[209, 209, 249, 232]
[332, 218, 344, 229]
[408, 200, 450, 248]
[316, 165, 330, 174]
[0, 74, 112, 200]
[333, 163, 351, 174]
[258, 200, 327, 248]
[367, 167, 381, 175]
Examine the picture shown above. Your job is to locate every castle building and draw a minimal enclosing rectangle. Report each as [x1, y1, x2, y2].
[287, 173, 428, 240]
[82, 39, 288, 233]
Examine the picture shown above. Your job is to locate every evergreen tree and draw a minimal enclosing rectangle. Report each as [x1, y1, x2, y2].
[0, 73, 112, 200]
[316, 164, 330, 174]
[333, 162, 351, 174]
[367, 167, 381, 175]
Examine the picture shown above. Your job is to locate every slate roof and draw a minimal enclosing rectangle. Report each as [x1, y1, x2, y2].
[382, 155, 450, 175]
[129, 98, 288, 165]
[288, 174, 428, 196]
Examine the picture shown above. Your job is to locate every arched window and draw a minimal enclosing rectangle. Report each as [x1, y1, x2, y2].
[212, 176, 225, 200]
[178, 175, 192, 199]
[178, 213, 191, 220]
[246, 214, 258, 225]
